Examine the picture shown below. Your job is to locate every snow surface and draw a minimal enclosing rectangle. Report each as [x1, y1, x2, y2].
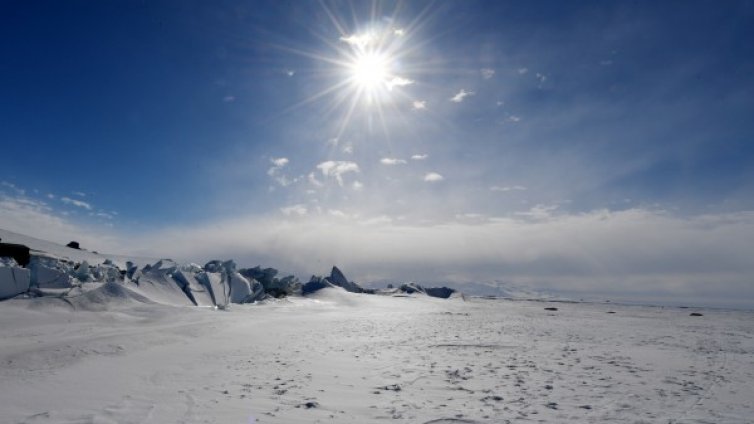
[1, 290, 753, 423]
[2, 228, 754, 423]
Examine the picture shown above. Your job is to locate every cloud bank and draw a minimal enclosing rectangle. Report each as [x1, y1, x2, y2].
[3, 191, 754, 308]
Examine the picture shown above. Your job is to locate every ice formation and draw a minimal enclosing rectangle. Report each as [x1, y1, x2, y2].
[0, 230, 461, 306]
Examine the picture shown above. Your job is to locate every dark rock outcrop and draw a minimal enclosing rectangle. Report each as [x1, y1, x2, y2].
[66, 241, 80, 250]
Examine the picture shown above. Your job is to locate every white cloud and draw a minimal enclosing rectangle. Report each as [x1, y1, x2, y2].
[271, 157, 289, 167]
[410, 154, 428, 161]
[424, 172, 444, 182]
[342, 143, 354, 154]
[412, 100, 427, 110]
[267, 157, 293, 187]
[380, 158, 407, 165]
[280, 204, 308, 216]
[61, 196, 92, 210]
[46, 193, 55, 199]
[386, 77, 413, 90]
[517, 67, 528, 75]
[352, 181, 364, 191]
[507, 115, 522, 123]
[536, 73, 547, 84]
[308, 172, 324, 187]
[490, 185, 527, 192]
[223, 95, 235, 103]
[285, 69, 296, 77]
[316, 160, 360, 186]
[450, 89, 474, 103]
[72, 191, 86, 197]
[393, 28, 405, 36]
[481, 68, 495, 79]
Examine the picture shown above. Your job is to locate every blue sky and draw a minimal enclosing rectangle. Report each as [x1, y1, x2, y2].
[2, 1, 754, 307]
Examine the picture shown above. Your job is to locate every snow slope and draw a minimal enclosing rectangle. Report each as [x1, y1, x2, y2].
[0, 228, 154, 269]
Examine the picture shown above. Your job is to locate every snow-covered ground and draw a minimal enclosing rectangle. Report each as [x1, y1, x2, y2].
[1, 289, 753, 423]
[2, 228, 754, 423]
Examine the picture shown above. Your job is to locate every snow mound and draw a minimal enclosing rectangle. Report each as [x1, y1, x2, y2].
[67, 282, 156, 311]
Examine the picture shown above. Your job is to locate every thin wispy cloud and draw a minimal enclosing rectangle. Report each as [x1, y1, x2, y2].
[340, 33, 374, 49]
[490, 185, 527, 192]
[450, 89, 474, 103]
[280, 204, 308, 216]
[424, 172, 444, 182]
[515, 204, 559, 220]
[380, 158, 407, 165]
[72, 191, 86, 197]
[223, 95, 235, 103]
[517, 67, 528, 75]
[1, 181, 25, 195]
[308, 172, 324, 187]
[352, 181, 364, 191]
[410, 154, 428, 161]
[61, 196, 92, 210]
[95, 211, 114, 220]
[412, 100, 427, 110]
[481, 68, 495, 79]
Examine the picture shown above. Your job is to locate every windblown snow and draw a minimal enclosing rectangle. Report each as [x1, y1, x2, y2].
[1, 228, 753, 423]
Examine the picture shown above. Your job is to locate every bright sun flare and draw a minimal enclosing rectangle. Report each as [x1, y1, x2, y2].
[350, 52, 390, 91]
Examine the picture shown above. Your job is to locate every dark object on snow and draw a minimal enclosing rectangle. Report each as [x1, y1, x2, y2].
[387, 283, 394, 289]
[544, 307, 558, 311]
[689, 312, 704, 317]
[396, 282, 457, 299]
[0, 239, 31, 267]
[424, 286, 456, 299]
[607, 311, 616, 314]
[66, 241, 80, 249]
[302, 276, 336, 295]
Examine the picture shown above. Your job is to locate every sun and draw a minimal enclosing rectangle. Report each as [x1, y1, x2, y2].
[281, 10, 422, 139]
[349, 51, 390, 91]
